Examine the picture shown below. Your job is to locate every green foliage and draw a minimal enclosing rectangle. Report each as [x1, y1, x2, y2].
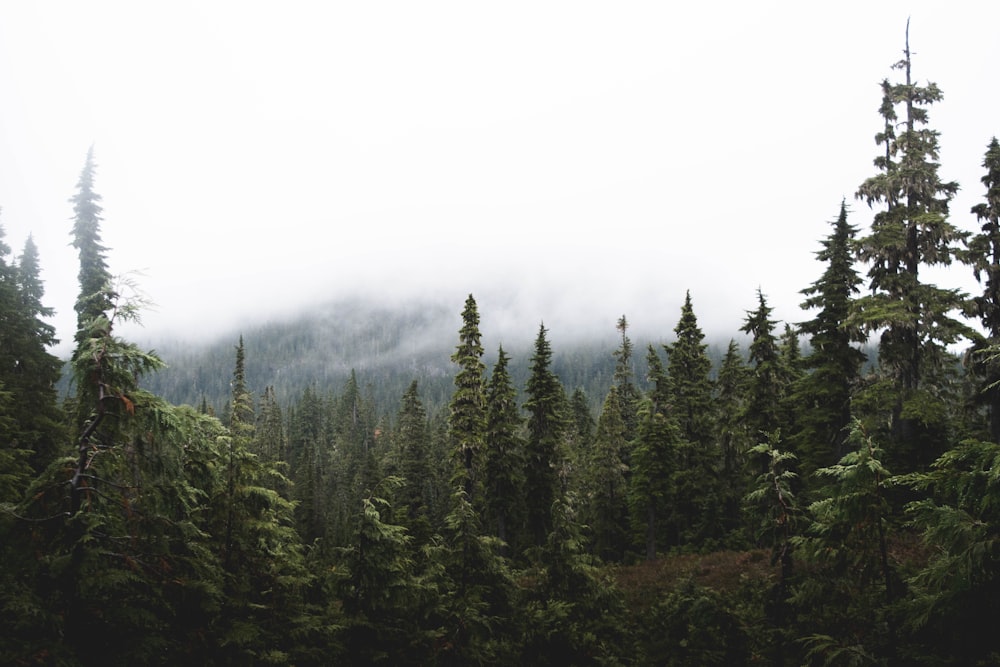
[482, 346, 525, 551]
[852, 29, 973, 470]
[523, 324, 568, 549]
[792, 421, 899, 663]
[635, 580, 749, 666]
[581, 385, 630, 562]
[448, 294, 487, 502]
[898, 439, 1000, 664]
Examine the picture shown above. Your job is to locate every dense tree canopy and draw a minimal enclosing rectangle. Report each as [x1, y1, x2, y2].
[3, 32, 1000, 665]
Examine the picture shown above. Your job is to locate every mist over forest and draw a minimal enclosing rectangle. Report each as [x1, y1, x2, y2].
[5, 12, 1000, 666]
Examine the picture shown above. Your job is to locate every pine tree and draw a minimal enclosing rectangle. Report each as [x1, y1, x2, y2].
[664, 292, 719, 546]
[744, 433, 801, 664]
[581, 385, 629, 562]
[394, 379, 433, 543]
[853, 25, 972, 468]
[337, 478, 430, 665]
[793, 421, 898, 664]
[0, 225, 34, 494]
[665, 291, 714, 449]
[523, 324, 568, 549]
[966, 137, 1000, 442]
[448, 294, 487, 502]
[612, 315, 641, 444]
[740, 290, 787, 443]
[483, 346, 525, 551]
[12, 235, 64, 473]
[794, 202, 867, 474]
[715, 339, 749, 541]
[900, 438, 1000, 663]
[69, 147, 114, 348]
[629, 346, 683, 559]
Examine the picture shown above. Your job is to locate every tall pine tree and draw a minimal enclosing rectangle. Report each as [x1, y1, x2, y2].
[966, 137, 1000, 442]
[523, 324, 567, 549]
[853, 24, 971, 468]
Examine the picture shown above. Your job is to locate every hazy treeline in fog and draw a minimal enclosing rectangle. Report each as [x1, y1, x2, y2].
[3, 39, 1000, 665]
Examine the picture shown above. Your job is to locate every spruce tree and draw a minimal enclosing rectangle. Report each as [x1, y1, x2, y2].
[612, 315, 641, 444]
[69, 147, 114, 347]
[853, 26, 971, 468]
[581, 385, 629, 562]
[483, 346, 525, 550]
[740, 289, 786, 442]
[966, 137, 1000, 442]
[448, 294, 487, 502]
[794, 202, 867, 473]
[394, 379, 433, 542]
[523, 324, 567, 548]
[665, 291, 714, 448]
[13, 235, 65, 473]
[629, 346, 683, 559]
[715, 339, 749, 541]
[664, 292, 719, 546]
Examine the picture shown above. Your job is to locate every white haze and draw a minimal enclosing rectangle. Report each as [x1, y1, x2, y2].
[0, 2, 997, 356]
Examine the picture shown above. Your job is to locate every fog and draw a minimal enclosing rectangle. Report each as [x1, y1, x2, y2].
[0, 2, 996, 357]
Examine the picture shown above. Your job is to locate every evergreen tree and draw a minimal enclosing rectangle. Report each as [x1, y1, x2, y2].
[448, 294, 487, 502]
[793, 421, 898, 664]
[853, 26, 971, 468]
[966, 137, 1000, 442]
[715, 339, 749, 541]
[629, 346, 683, 559]
[428, 487, 519, 665]
[393, 379, 433, 542]
[900, 438, 1000, 664]
[210, 337, 315, 664]
[482, 346, 525, 551]
[69, 147, 114, 349]
[665, 291, 714, 449]
[337, 478, 430, 665]
[523, 324, 568, 548]
[581, 385, 629, 562]
[664, 292, 719, 546]
[740, 289, 786, 442]
[612, 315, 641, 444]
[794, 202, 867, 474]
[744, 433, 801, 664]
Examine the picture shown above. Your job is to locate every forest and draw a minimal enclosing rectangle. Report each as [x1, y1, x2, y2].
[2, 38, 1000, 667]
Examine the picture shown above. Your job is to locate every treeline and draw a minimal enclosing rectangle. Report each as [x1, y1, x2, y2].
[137, 299, 746, 417]
[3, 38, 1000, 665]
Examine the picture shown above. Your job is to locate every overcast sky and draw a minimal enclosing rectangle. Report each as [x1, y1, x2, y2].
[1, 2, 997, 355]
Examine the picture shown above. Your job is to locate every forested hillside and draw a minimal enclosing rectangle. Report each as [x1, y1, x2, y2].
[4, 36, 1000, 666]
[136, 298, 739, 415]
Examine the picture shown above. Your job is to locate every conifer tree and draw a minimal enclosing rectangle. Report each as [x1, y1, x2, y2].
[900, 437, 1000, 663]
[523, 324, 568, 548]
[612, 315, 641, 444]
[483, 346, 525, 550]
[337, 478, 429, 664]
[69, 147, 114, 349]
[793, 421, 898, 664]
[449, 294, 487, 502]
[629, 346, 683, 559]
[715, 340, 749, 540]
[853, 25, 971, 468]
[741, 290, 785, 442]
[581, 385, 629, 561]
[744, 433, 801, 663]
[665, 292, 719, 546]
[966, 137, 1000, 442]
[394, 379, 433, 542]
[794, 202, 867, 473]
[665, 291, 714, 448]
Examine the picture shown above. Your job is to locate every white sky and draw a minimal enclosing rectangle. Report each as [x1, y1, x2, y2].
[0, 2, 997, 355]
